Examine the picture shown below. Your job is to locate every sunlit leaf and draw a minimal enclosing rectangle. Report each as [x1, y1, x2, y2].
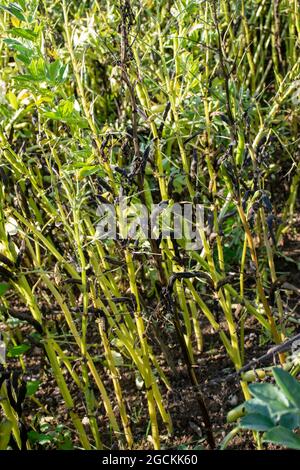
[7, 343, 30, 357]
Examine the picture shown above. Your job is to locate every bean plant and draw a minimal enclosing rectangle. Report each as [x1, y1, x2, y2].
[0, 0, 299, 450]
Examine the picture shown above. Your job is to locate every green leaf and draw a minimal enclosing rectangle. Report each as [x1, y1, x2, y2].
[26, 380, 40, 396]
[77, 165, 99, 178]
[58, 98, 74, 117]
[0, 283, 10, 297]
[43, 111, 88, 128]
[7, 343, 30, 357]
[246, 387, 293, 419]
[17, 0, 25, 10]
[245, 398, 274, 419]
[14, 74, 38, 81]
[239, 413, 275, 431]
[40, 423, 50, 433]
[0, 3, 26, 22]
[267, 399, 294, 418]
[263, 426, 300, 450]
[58, 437, 73, 450]
[57, 63, 68, 83]
[28, 430, 53, 445]
[279, 412, 300, 430]
[3, 38, 35, 62]
[15, 53, 32, 65]
[27, 57, 46, 80]
[0, 420, 13, 450]
[46, 60, 60, 82]
[4, 37, 27, 50]
[7, 91, 18, 109]
[9, 27, 37, 41]
[249, 382, 290, 406]
[273, 367, 300, 409]
[45, 61, 68, 84]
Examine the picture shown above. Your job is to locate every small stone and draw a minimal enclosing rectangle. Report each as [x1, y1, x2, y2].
[82, 416, 90, 426]
[228, 394, 238, 406]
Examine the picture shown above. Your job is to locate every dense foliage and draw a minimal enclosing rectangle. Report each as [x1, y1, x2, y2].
[0, 0, 299, 450]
